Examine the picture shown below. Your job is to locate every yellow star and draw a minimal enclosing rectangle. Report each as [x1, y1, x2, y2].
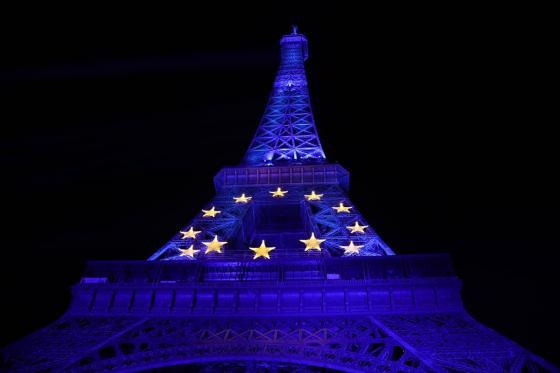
[202, 206, 221, 218]
[202, 235, 227, 254]
[249, 240, 275, 259]
[233, 193, 252, 203]
[304, 190, 323, 201]
[270, 187, 288, 198]
[179, 227, 201, 239]
[340, 241, 364, 255]
[346, 221, 368, 234]
[300, 232, 326, 251]
[178, 245, 200, 258]
[332, 202, 353, 213]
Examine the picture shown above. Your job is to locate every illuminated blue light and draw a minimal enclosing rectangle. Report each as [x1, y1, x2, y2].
[243, 29, 325, 165]
[3, 27, 555, 373]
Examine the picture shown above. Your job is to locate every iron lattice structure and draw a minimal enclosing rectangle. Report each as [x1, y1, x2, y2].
[151, 168, 393, 262]
[2, 29, 557, 373]
[244, 29, 326, 165]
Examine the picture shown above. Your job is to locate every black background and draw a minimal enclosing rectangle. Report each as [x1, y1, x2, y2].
[2, 4, 558, 366]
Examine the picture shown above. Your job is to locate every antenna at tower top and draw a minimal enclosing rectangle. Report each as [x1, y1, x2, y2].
[291, 25, 298, 34]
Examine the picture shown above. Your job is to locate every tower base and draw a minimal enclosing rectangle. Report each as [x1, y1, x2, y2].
[2, 255, 555, 372]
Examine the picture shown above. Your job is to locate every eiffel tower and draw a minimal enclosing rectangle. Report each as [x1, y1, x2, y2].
[2, 27, 556, 373]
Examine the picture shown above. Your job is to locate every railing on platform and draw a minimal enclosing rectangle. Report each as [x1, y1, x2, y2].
[71, 254, 462, 316]
[81, 254, 455, 285]
[214, 164, 350, 191]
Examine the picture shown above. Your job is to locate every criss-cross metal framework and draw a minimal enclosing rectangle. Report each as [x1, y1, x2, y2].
[244, 30, 325, 165]
[2, 29, 557, 373]
[2, 257, 553, 372]
[151, 172, 393, 261]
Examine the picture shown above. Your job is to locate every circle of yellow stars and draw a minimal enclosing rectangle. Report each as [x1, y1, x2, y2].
[174, 189, 372, 259]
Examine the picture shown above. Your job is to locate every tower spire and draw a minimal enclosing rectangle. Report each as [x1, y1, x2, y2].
[243, 28, 326, 165]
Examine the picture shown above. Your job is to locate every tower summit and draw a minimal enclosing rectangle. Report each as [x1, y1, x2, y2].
[244, 26, 326, 165]
[2, 29, 556, 372]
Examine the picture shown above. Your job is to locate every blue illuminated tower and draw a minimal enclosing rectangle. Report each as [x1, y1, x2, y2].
[2, 28, 557, 373]
[243, 26, 326, 165]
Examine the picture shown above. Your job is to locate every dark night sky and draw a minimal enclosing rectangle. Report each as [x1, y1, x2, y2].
[1, 4, 558, 365]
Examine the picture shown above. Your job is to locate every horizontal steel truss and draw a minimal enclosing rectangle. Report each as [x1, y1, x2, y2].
[3, 316, 430, 372]
[213, 164, 349, 190]
[71, 254, 461, 316]
[244, 82, 326, 165]
[3, 314, 552, 373]
[69, 277, 463, 317]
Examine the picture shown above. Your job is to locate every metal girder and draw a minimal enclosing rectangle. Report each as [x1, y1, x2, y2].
[150, 183, 394, 261]
[4, 313, 554, 372]
[53, 316, 432, 372]
[243, 32, 326, 166]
